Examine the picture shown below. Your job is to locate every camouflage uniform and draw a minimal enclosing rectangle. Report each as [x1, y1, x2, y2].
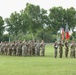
[35, 40, 40, 56]
[54, 41, 58, 58]
[1, 43, 4, 55]
[15, 42, 18, 56]
[0, 43, 2, 55]
[12, 42, 16, 56]
[18, 42, 22, 56]
[64, 41, 69, 58]
[22, 41, 27, 56]
[75, 46, 76, 58]
[40, 40, 45, 56]
[9, 43, 12, 56]
[27, 41, 32, 56]
[31, 41, 35, 55]
[75, 48, 76, 58]
[70, 41, 75, 58]
[58, 41, 64, 58]
[6, 43, 10, 55]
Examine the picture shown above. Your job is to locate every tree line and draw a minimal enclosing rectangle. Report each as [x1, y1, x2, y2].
[0, 3, 76, 42]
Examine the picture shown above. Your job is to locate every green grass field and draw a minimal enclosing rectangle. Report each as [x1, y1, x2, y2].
[0, 44, 76, 75]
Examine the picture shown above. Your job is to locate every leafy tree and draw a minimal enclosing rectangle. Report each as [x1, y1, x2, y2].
[2, 34, 9, 42]
[4, 3, 76, 42]
[49, 6, 65, 33]
[5, 11, 22, 40]
[64, 7, 76, 29]
[0, 16, 4, 41]
[20, 10, 29, 34]
[0, 16, 4, 34]
[24, 3, 42, 33]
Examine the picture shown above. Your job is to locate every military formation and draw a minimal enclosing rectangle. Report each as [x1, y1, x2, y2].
[0, 40, 45, 56]
[54, 40, 76, 58]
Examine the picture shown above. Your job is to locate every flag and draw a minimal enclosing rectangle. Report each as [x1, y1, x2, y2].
[65, 22, 70, 40]
[61, 28, 65, 40]
[69, 28, 73, 35]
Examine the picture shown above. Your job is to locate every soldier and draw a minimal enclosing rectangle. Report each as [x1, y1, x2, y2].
[7, 42, 12, 56]
[2, 42, 5, 55]
[5, 42, 8, 55]
[75, 45, 76, 58]
[64, 41, 69, 58]
[0, 42, 1, 55]
[58, 40, 64, 58]
[54, 41, 58, 58]
[12, 42, 16, 56]
[1, 42, 4, 55]
[6, 42, 10, 55]
[19, 41, 22, 56]
[40, 40, 45, 56]
[16, 41, 22, 56]
[35, 40, 37, 56]
[70, 41, 75, 58]
[9, 43, 12, 56]
[31, 40, 35, 56]
[35, 40, 40, 56]
[27, 40, 32, 56]
[15, 42, 19, 56]
[22, 40, 27, 56]
[0, 42, 3, 55]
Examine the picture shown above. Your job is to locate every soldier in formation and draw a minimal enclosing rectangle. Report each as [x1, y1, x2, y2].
[40, 40, 45, 56]
[58, 40, 64, 58]
[64, 41, 69, 58]
[54, 40, 76, 58]
[70, 41, 76, 58]
[0, 40, 45, 57]
[54, 41, 58, 58]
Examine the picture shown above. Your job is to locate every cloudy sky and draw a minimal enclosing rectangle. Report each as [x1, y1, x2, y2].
[0, 0, 76, 19]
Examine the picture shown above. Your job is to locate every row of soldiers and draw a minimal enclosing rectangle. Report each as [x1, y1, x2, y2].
[0, 40, 45, 56]
[54, 40, 76, 58]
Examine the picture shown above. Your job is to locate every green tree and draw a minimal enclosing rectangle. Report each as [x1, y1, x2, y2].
[0, 16, 4, 34]
[5, 11, 22, 40]
[64, 7, 76, 29]
[20, 10, 29, 34]
[0, 16, 4, 41]
[23, 3, 42, 40]
[26, 3, 41, 31]
[49, 6, 65, 33]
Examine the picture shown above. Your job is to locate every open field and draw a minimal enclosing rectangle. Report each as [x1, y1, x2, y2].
[0, 44, 76, 75]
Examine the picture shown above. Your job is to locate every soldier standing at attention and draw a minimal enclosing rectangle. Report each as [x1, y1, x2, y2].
[40, 40, 45, 56]
[54, 41, 58, 58]
[70, 41, 75, 58]
[64, 41, 69, 58]
[58, 40, 64, 58]
[75, 44, 76, 58]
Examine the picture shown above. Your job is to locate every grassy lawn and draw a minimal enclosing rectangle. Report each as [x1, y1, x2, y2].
[0, 44, 76, 75]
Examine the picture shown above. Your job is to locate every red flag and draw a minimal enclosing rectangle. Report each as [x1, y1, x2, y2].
[66, 32, 70, 40]
[61, 28, 65, 40]
[65, 22, 70, 40]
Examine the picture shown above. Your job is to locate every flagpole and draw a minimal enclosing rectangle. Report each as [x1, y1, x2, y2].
[57, 29, 61, 43]
[73, 27, 76, 41]
[9, 33, 10, 43]
[57, 32, 58, 43]
[61, 18, 65, 42]
[9, 36, 10, 43]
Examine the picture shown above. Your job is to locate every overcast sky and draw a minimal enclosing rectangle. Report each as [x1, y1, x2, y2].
[0, 0, 76, 19]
